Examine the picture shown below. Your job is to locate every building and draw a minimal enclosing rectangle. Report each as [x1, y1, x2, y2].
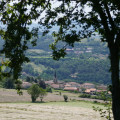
[97, 84, 107, 90]
[85, 88, 97, 94]
[53, 70, 57, 84]
[51, 84, 60, 89]
[45, 80, 54, 86]
[66, 82, 81, 87]
[82, 83, 95, 89]
[64, 87, 79, 91]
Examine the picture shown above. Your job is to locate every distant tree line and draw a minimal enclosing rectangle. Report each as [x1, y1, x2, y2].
[25, 57, 111, 85]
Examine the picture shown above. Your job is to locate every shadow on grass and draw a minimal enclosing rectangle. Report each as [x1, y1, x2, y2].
[31, 101, 47, 104]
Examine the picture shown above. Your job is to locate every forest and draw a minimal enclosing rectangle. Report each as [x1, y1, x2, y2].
[3, 33, 110, 85]
[0, 33, 111, 85]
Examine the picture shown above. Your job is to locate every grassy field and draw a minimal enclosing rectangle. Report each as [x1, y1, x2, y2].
[0, 88, 108, 120]
[0, 102, 105, 120]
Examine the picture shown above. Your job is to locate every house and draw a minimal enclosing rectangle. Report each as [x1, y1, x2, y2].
[97, 84, 107, 90]
[96, 90, 107, 93]
[64, 87, 79, 91]
[66, 82, 81, 87]
[45, 80, 54, 86]
[86, 50, 92, 53]
[66, 48, 74, 52]
[63, 82, 80, 92]
[85, 88, 97, 94]
[82, 83, 95, 89]
[74, 51, 84, 54]
[51, 84, 60, 89]
[64, 84, 71, 87]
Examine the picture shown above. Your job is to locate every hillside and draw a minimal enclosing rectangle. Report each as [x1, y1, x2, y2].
[21, 34, 111, 85]
[0, 33, 111, 84]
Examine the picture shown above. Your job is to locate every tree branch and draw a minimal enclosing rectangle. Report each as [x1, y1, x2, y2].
[103, 2, 115, 33]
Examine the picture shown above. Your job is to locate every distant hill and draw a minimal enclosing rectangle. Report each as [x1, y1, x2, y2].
[0, 32, 111, 85]
[22, 34, 110, 85]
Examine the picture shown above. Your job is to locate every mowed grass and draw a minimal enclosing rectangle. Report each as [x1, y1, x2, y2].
[0, 102, 105, 120]
[0, 88, 107, 120]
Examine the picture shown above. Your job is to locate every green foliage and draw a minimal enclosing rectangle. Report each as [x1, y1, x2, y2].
[0, 1, 119, 118]
[38, 80, 46, 89]
[26, 76, 31, 82]
[27, 84, 40, 102]
[15, 79, 22, 90]
[29, 57, 110, 84]
[74, 90, 79, 93]
[15, 79, 23, 95]
[39, 87, 47, 102]
[27, 84, 47, 102]
[46, 87, 52, 93]
[25, 76, 37, 83]
[93, 92, 112, 120]
[79, 94, 91, 98]
[63, 95, 68, 102]
[0, 0, 51, 83]
[40, 2, 120, 118]
[2, 77, 15, 89]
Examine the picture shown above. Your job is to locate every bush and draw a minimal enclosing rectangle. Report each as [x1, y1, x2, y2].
[79, 94, 91, 98]
[63, 95, 68, 102]
[38, 80, 46, 89]
[2, 77, 15, 89]
[39, 87, 47, 102]
[74, 90, 79, 93]
[27, 84, 40, 102]
[46, 87, 52, 93]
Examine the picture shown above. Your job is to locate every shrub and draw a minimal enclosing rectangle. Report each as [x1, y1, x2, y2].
[38, 80, 46, 89]
[46, 87, 52, 93]
[27, 84, 40, 102]
[2, 77, 15, 89]
[39, 87, 47, 102]
[74, 90, 79, 93]
[63, 95, 68, 102]
[79, 94, 91, 98]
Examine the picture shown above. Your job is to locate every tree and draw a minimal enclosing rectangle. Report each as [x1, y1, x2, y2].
[2, 77, 15, 89]
[26, 76, 31, 82]
[46, 86, 52, 93]
[27, 84, 40, 102]
[40, 1, 120, 119]
[0, 0, 51, 90]
[38, 80, 46, 89]
[0, 0, 120, 119]
[63, 95, 68, 102]
[39, 87, 47, 102]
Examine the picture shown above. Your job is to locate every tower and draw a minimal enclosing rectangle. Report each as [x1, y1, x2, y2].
[53, 70, 57, 84]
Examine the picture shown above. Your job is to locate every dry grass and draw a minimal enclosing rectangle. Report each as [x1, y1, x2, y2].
[0, 88, 104, 103]
[0, 89, 107, 120]
[0, 88, 64, 103]
[0, 102, 105, 120]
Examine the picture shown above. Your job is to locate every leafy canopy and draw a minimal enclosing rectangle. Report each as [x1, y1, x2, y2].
[0, 0, 51, 80]
[39, 0, 120, 60]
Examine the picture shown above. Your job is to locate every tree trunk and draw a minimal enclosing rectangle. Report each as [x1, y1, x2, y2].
[109, 45, 120, 120]
[32, 96, 36, 103]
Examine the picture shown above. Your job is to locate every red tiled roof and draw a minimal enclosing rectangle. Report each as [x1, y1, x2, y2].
[51, 84, 59, 89]
[83, 83, 94, 85]
[85, 88, 96, 93]
[64, 87, 79, 91]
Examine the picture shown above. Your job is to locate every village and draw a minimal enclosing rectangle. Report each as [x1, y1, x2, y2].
[22, 71, 108, 95]
[45, 80, 108, 95]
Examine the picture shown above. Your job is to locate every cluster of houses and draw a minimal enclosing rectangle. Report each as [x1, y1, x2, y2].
[22, 72, 108, 95]
[66, 47, 93, 55]
[44, 74, 107, 94]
